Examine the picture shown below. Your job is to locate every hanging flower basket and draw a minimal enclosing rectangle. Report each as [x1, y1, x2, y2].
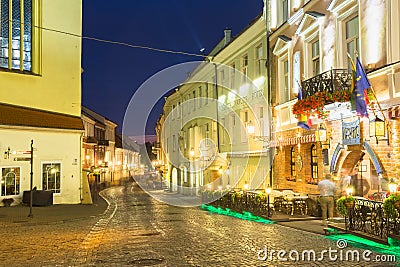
[292, 90, 352, 119]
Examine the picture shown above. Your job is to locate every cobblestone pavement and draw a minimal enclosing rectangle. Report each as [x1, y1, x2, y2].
[0, 183, 398, 266]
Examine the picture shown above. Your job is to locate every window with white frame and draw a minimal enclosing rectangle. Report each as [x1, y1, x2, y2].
[230, 63, 236, 89]
[328, 0, 358, 69]
[42, 163, 61, 193]
[241, 110, 249, 143]
[192, 90, 196, 111]
[1, 167, 20, 196]
[198, 86, 202, 108]
[311, 39, 320, 76]
[0, 0, 32, 71]
[273, 36, 291, 104]
[205, 83, 209, 105]
[241, 54, 248, 82]
[280, 59, 290, 103]
[345, 15, 359, 69]
[255, 44, 263, 77]
[173, 135, 176, 152]
[220, 117, 225, 145]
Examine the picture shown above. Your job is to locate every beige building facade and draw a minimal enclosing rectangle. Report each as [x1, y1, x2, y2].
[269, 0, 400, 196]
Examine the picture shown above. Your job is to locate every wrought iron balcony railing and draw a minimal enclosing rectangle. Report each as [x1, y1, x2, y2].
[301, 69, 352, 98]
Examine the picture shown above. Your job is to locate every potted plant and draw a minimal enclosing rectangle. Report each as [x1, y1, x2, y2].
[2, 198, 14, 207]
[336, 195, 355, 216]
[255, 192, 266, 203]
[383, 193, 400, 220]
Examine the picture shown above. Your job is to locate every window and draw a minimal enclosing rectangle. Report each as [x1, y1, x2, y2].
[220, 118, 225, 145]
[280, 59, 290, 103]
[282, 0, 288, 23]
[241, 54, 248, 82]
[311, 145, 318, 183]
[198, 86, 202, 108]
[255, 44, 263, 77]
[290, 147, 296, 178]
[311, 40, 320, 76]
[192, 90, 196, 111]
[1, 167, 20, 196]
[173, 135, 176, 152]
[0, 0, 32, 71]
[230, 63, 236, 89]
[42, 163, 61, 193]
[346, 16, 359, 69]
[205, 84, 209, 105]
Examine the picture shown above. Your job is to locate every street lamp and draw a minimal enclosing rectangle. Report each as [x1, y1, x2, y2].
[265, 184, 272, 218]
[189, 148, 195, 158]
[369, 116, 386, 144]
[246, 120, 255, 135]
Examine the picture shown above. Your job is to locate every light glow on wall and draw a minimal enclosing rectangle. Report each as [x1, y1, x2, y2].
[270, 0, 277, 29]
[253, 76, 265, 89]
[364, 1, 385, 65]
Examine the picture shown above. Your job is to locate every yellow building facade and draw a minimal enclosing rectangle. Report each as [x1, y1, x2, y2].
[0, 0, 84, 204]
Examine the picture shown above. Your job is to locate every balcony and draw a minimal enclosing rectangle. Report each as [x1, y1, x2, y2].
[301, 69, 352, 98]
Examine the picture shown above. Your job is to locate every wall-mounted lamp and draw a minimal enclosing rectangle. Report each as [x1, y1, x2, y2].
[369, 116, 386, 144]
[316, 124, 330, 148]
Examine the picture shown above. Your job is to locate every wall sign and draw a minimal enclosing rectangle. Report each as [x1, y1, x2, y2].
[342, 119, 360, 145]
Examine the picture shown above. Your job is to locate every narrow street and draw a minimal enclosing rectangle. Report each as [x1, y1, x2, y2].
[0, 183, 396, 266]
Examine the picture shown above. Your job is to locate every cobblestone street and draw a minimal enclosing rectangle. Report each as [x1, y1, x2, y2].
[0, 183, 398, 266]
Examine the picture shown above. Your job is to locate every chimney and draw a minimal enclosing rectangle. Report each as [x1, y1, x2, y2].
[224, 28, 232, 46]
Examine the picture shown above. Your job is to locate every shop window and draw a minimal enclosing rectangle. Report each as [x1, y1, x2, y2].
[42, 163, 61, 193]
[1, 167, 20, 196]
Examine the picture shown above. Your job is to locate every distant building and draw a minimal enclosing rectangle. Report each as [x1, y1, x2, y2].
[0, 0, 84, 204]
[81, 106, 140, 194]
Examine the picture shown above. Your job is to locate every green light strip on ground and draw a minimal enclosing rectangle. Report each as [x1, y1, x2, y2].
[201, 204, 274, 224]
[325, 233, 400, 256]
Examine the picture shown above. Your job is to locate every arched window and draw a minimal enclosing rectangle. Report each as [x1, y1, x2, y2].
[311, 145, 318, 184]
[290, 147, 296, 178]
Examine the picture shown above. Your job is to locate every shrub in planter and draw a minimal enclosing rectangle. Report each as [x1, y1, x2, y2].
[383, 193, 400, 220]
[336, 195, 355, 216]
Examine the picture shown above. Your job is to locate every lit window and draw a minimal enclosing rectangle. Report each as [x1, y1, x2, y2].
[311, 145, 318, 181]
[346, 16, 359, 69]
[1, 167, 20, 196]
[0, 0, 32, 71]
[255, 44, 263, 77]
[290, 147, 296, 178]
[241, 54, 248, 82]
[311, 40, 320, 76]
[42, 163, 61, 193]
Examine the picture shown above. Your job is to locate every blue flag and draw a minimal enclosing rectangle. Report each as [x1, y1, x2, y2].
[350, 57, 369, 117]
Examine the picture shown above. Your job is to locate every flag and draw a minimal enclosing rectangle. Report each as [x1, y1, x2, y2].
[349, 56, 370, 117]
[296, 81, 312, 130]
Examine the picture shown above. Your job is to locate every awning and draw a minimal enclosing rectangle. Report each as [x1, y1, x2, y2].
[270, 134, 316, 147]
[388, 105, 400, 119]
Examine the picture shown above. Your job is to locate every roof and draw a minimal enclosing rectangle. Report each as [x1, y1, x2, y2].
[0, 102, 84, 130]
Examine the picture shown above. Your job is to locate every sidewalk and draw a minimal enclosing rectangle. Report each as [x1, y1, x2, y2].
[0, 194, 108, 226]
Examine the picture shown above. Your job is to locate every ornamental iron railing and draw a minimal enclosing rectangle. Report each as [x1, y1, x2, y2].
[346, 198, 399, 241]
[301, 69, 352, 98]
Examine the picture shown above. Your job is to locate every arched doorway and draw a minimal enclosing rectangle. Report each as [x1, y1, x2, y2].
[335, 146, 381, 197]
